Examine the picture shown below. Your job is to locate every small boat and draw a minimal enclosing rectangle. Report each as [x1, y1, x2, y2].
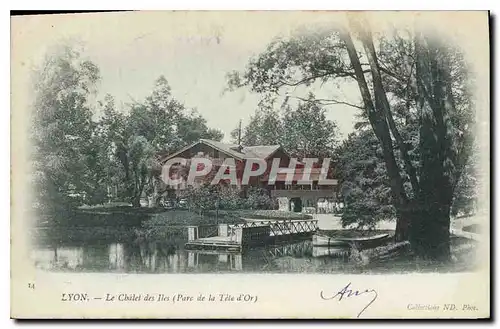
[312, 234, 350, 247]
[312, 246, 350, 258]
[312, 233, 390, 250]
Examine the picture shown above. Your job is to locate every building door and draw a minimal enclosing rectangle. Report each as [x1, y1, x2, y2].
[289, 197, 303, 213]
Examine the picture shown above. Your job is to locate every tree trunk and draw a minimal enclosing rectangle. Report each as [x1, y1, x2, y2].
[412, 31, 455, 261]
[409, 200, 451, 261]
[342, 21, 456, 261]
[411, 121, 453, 261]
[394, 209, 411, 241]
[341, 28, 411, 240]
[131, 196, 141, 208]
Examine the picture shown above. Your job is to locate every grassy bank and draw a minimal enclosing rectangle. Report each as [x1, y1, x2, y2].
[206, 209, 313, 221]
[40, 205, 314, 229]
[37, 207, 160, 228]
[31, 225, 136, 246]
[33, 206, 316, 247]
[147, 210, 246, 227]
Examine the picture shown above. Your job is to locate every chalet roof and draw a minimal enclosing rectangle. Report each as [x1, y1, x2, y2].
[161, 139, 282, 163]
[202, 139, 281, 159]
[243, 145, 283, 159]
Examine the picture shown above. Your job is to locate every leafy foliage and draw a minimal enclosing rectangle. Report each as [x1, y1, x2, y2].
[32, 44, 225, 215]
[226, 27, 351, 95]
[451, 152, 479, 217]
[178, 184, 273, 215]
[178, 184, 219, 215]
[231, 107, 283, 146]
[244, 187, 274, 210]
[231, 93, 339, 158]
[31, 43, 103, 214]
[281, 94, 339, 158]
[227, 20, 478, 259]
[218, 186, 244, 210]
[336, 129, 395, 229]
[90, 75, 226, 207]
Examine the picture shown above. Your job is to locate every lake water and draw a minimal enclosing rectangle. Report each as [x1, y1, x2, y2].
[31, 238, 361, 274]
[30, 226, 478, 274]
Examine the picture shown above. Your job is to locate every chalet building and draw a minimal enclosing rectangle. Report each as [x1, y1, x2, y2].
[160, 139, 338, 212]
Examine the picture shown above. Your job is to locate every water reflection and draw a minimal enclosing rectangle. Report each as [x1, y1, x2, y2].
[31, 238, 354, 274]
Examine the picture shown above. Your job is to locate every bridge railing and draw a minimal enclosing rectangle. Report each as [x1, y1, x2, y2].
[187, 224, 219, 241]
[187, 219, 318, 244]
[228, 219, 318, 237]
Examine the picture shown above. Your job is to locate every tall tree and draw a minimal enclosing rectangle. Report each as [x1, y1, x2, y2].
[227, 17, 476, 260]
[230, 94, 338, 159]
[281, 93, 338, 158]
[230, 107, 284, 146]
[97, 94, 128, 201]
[31, 43, 101, 215]
[32, 44, 226, 212]
[125, 135, 155, 207]
[106, 76, 225, 207]
[176, 109, 224, 147]
[336, 129, 395, 230]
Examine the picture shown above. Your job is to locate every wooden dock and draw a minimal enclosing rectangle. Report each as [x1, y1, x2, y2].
[185, 236, 241, 251]
[185, 219, 318, 251]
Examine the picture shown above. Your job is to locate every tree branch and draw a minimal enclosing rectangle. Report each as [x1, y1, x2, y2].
[338, 30, 413, 216]
[286, 94, 365, 110]
[379, 66, 406, 83]
[277, 69, 371, 88]
[278, 72, 332, 87]
[384, 107, 420, 193]
[357, 25, 420, 195]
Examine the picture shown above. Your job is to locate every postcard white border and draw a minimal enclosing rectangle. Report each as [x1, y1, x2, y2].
[8, 9, 492, 322]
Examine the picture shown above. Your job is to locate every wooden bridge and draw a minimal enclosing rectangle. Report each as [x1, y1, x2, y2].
[184, 219, 318, 251]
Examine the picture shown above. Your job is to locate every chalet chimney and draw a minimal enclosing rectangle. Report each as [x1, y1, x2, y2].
[237, 119, 242, 147]
[237, 119, 243, 152]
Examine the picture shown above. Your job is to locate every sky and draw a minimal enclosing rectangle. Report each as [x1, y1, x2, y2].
[14, 11, 362, 143]
[13, 11, 489, 145]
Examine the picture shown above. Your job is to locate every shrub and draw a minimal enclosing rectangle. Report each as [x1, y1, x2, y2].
[244, 187, 273, 210]
[218, 186, 244, 210]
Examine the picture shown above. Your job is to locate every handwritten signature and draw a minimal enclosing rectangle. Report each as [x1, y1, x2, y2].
[320, 282, 378, 318]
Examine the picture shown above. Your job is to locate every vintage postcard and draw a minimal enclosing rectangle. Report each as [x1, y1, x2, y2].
[10, 11, 490, 319]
